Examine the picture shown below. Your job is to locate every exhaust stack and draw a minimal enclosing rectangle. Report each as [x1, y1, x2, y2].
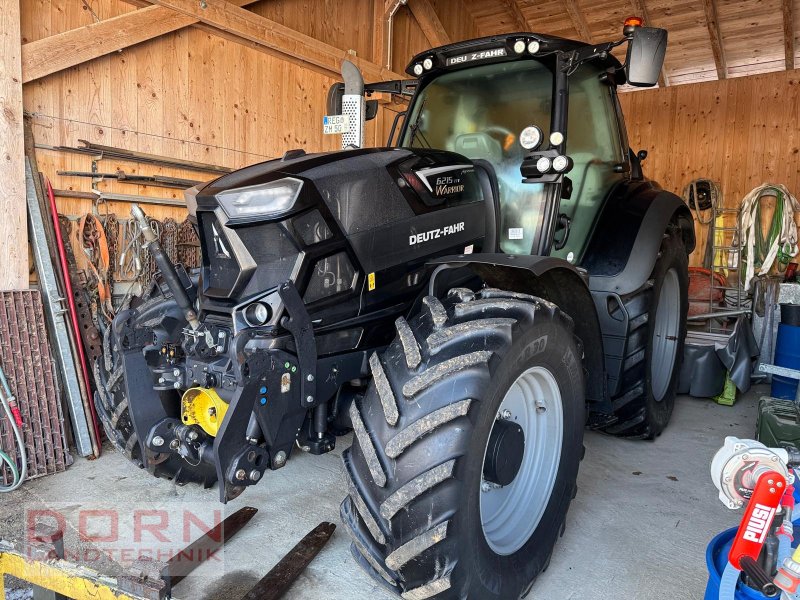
[340, 60, 365, 149]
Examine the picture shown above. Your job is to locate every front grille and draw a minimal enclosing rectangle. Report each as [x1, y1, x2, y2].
[199, 212, 302, 299]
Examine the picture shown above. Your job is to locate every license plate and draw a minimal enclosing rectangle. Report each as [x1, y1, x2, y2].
[323, 114, 351, 134]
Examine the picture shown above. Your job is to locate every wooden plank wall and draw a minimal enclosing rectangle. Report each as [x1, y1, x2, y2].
[390, 1, 481, 73]
[20, 0, 388, 224]
[619, 69, 800, 266]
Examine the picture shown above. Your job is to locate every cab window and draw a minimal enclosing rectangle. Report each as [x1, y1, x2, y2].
[400, 60, 554, 255]
[551, 65, 626, 263]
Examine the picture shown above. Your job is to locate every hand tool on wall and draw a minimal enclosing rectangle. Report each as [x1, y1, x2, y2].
[57, 170, 202, 190]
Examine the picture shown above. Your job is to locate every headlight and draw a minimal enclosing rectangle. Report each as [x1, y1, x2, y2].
[243, 302, 271, 326]
[215, 177, 303, 222]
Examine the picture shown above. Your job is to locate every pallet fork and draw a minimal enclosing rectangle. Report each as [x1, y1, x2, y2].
[0, 508, 334, 600]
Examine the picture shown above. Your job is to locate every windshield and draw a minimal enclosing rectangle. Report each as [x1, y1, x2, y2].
[400, 60, 554, 254]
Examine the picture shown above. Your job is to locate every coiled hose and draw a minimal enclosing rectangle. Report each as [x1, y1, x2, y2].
[0, 365, 26, 492]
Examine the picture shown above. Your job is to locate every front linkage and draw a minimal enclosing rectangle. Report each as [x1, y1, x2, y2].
[113, 208, 337, 502]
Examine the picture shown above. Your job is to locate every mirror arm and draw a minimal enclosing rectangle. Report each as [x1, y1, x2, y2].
[561, 38, 627, 74]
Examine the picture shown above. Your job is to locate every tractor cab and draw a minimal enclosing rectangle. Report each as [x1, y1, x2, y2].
[398, 52, 627, 264]
[395, 26, 666, 265]
[330, 24, 667, 264]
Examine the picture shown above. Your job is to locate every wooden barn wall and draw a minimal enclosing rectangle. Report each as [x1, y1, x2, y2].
[390, 2, 481, 73]
[619, 69, 800, 266]
[28, 1, 800, 271]
[20, 0, 388, 224]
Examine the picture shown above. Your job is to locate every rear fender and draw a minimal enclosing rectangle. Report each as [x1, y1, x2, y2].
[582, 182, 694, 397]
[428, 254, 610, 413]
[584, 182, 694, 295]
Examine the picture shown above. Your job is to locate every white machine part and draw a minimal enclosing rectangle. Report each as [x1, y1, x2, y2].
[711, 437, 791, 509]
[341, 94, 365, 149]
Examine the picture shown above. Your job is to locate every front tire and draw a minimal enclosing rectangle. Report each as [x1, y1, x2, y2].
[341, 288, 585, 599]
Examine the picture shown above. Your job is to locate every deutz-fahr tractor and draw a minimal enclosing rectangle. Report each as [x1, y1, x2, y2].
[95, 19, 694, 600]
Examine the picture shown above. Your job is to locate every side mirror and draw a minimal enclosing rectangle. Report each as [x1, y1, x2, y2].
[625, 27, 667, 87]
[365, 99, 379, 121]
[325, 83, 379, 122]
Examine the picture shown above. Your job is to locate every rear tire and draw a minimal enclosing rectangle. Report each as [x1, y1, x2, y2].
[602, 227, 689, 439]
[341, 288, 584, 599]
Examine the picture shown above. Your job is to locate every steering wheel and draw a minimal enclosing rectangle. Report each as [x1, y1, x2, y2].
[483, 126, 518, 157]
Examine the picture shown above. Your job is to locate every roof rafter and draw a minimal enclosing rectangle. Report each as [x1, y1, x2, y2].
[408, 0, 451, 48]
[21, 0, 256, 84]
[701, 0, 727, 80]
[562, 0, 593, 43]
[498, 0, 530, 32]
[145, 0, 400, 80]
[783, 0, 795, 70]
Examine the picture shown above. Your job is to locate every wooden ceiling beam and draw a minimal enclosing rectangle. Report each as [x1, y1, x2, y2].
[783, 0, 795, 70]
[146, 0, 400, 81]
[628, 0, 668, 87]
[701, 0, 727, 80]
[563, 0, 593, 43]
[21, 0, 257, 84]
[498, 0, 531, 32]
[408, 0, 451, 48]
[373, 0, 389, 66]
[373, 0, 407, 68]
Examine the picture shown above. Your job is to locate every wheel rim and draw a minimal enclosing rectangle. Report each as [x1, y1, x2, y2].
[651, 268, 681, 402]
[480, 366, 563, 556]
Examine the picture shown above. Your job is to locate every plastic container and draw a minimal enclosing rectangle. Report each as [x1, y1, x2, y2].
[705, 516, 800, 599]
[781, 304, 800, 327]
[771, 323, 800, 400]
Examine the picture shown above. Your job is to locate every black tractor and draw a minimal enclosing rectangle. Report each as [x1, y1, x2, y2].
[95, 21, 693, 600]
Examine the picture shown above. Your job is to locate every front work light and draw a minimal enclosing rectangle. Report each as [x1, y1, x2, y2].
[552, 155, 573, 172]
[536, 156, 552, 173]
[216, 177, 303, 222]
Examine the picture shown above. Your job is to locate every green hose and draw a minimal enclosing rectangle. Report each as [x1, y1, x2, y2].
[743, 186, 792, 277]
[753, 188, 784, 266]
[0, 365, 26, 492]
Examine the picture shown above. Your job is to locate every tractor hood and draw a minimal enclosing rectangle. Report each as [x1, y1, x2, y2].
[187, 147, 489, 303]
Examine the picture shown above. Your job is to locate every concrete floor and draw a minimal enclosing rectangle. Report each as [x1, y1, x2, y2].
[0, 390, 762, 599]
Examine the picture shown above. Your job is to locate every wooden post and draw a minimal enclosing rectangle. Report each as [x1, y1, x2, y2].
[0, 0, 27, 289]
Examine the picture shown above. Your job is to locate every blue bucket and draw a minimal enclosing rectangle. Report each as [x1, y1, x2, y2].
[771, 323, 800, 400]
[705, 516, 800, 599]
